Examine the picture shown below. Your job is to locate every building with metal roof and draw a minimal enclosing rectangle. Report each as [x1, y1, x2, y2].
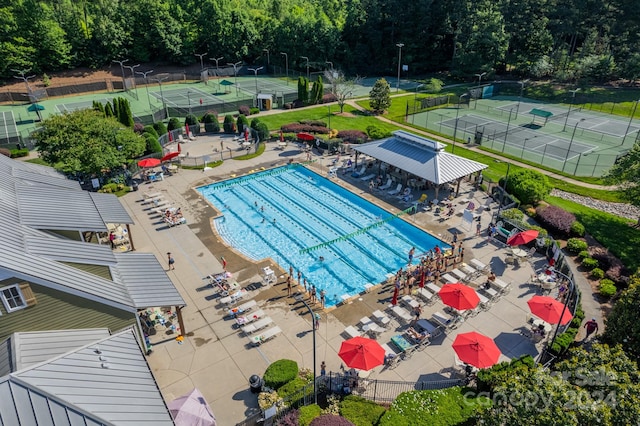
[0, 328, 174, 425]
[0, 155, 186, 342]
[352, 130, 488, 198]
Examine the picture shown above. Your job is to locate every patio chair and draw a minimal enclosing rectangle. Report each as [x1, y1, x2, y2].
[248, 326, 282, 346]
[378, 177, 393, 191]
[328, 167, 338, 178]
[416, 193, 428, 207]
[387, 184, 403, 196]
[219, 289, 249, 306]
[351, 165, 366, 177]
[372, 310, 391, 328]
[388, 304, 413, 324]
[359, 173, 376, 181]
[414, 287, 436, 305]
[402, 345, 418, 360]
[228, 299, 256, 317]
[177, 134, 186, 143]
[343, 325, 361, 339]
[242, 316, 273, 335]
[188, 131, 196, 141]
[235, 309, 265, 326]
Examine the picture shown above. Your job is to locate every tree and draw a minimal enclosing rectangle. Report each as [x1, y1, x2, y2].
[223, 115, 235, 133]
[298, 76, 309, 104]
[505, 168, 552, 204]
[33, 109, 145, 176]
[324, 70, 361, 113]
[309, 75, 323, 105]
[424, 78, 444, 93]
[603, 275, 640, 362]
[236, 114, 249, 135]
[369, 78, 391, 114]
[605, 141, 640, 208]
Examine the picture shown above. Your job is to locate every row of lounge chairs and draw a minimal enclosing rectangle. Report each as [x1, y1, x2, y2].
[143, 191, 187, 227]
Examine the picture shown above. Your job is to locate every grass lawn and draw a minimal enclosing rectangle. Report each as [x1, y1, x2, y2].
[548, 196, 640, 272]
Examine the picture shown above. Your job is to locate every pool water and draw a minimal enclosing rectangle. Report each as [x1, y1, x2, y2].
[197, 166, 447, 307]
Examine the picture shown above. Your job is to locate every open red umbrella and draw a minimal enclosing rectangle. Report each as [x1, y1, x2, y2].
[438, 283, 480, 311]
[452, 332, 501, 369]
[527, 295, 573, 325]
[161, 152, 180, 162]
[338, 336, 385, 371]
[138, 158, 161, 168]
[507, 229, 539, 246]
[391, 287, 399, 306]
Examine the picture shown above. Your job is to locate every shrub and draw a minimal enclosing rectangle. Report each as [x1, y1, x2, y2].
[250, 107, 260, 115]
[599, 279, 617, 297]
[152, 121, 167, 136]
[536, 205, 576, 235]
[340, 395, 386, 426]
[570, 221, 585, 237]
[202, 112, 220, 133]
[582, 257, 599, 270]
[505, 169, 552, 204]
[258, 390, 280, 410]
[578, 250, 590, 260]
[566, 238, 588, 254]
[300, 119, 328, 127]
[238, 105, 251, 116]
[299, 404, 323, 426]
[281, 123, 330, 134]
[237, 114, 249, 134]
[309, 415, 355, 426]
[591, 268, 605, 279]
[253, 122, 270, 142]
[322, 93, 338, 103]
[278, 377, 313, 407]
[144, 133, 162, 154]
[134, 122, 145, 134]
[167, 117, 181, 131]
[143, 125, 158, 138]
[185, 114, 200, 134]
[263, 359, 298, 389]
[278, 409, 299, 426]
[337, 130, 368, 144]
[366, 125, 388, 140]
[0, 147, 10, 157]
[10, 148, 29, 158]
[501, 208, 524, 221]
[605, 264, 630, 288]
[223, 115, 236, 133]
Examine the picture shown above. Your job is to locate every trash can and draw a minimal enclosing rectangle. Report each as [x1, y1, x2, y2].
[249, 375, 263, 394]
[131, 182, 139, 191]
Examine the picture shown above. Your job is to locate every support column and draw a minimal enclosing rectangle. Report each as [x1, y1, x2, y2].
[126, 224, 135, 251]
[455, 177, 463, 197]
[176, 305, 187, 336]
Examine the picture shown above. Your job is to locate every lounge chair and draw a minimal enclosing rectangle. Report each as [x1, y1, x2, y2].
[387, 184, 403, 196]
[401, 295, 420, 309]
[426, 282, 441, 294]
[388, 305, 413, 323]
[378, 177, 393, 191]
[470, 258, 489, 273]
[343, 325, 361, 339]
[440, 273, 458, 284]
[220, 289, 249, 306]
[359, 173, 376, 181]
[351, 165, 366, 177]
[228, 299, 257, 317]
[188, 131, 196, 141]
[328, 167, 338, 178]
[416, 193, 428, 206]
[177, 134, 186, 143]
[415, 287, 435, 305]
[235, 309, 265, 326]
[242, 316, 274, 335]
[372, 310, 391, 328]
[248, 326, 282, 346]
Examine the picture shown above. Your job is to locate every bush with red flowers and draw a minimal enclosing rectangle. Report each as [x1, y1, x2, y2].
[535, 205, 576, 236]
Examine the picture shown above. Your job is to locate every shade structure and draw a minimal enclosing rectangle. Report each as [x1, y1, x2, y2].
[452, 332, 501, 369]
[219, 79, 234, 86]
[168, 388, 217, 426]
[161, 152, 180, 162]
[137, 158, 161, 168]
[27, 103, 45, 112]
[297, 132, 315, 141]
[438, 283, 480, 311]
[507, 229, 539, 246]
[338, 336, 385, 371]
[527, 295, 573, 325]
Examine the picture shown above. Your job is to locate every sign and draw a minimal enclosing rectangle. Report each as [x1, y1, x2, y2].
[402, 65, 409, 72]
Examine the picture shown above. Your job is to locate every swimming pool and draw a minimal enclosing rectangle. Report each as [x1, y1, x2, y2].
[197, 165, 447, 307]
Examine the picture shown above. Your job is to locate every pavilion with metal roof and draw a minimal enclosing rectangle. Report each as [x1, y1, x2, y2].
[352, 130, 488, 199]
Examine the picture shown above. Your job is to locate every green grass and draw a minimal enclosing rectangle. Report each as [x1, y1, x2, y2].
[547, 196, 640, 272]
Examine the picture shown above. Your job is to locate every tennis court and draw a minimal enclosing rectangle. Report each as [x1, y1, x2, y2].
[56, 98, 113, 113]
[234, 76, 297, 96]
[151, 87, 223, 107]
[0, 111, 20, 143]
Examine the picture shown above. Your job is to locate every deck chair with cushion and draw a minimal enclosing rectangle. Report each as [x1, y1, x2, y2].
[242, 316, 274, 335]
[351, 165, 366, 177]
[235, 309, 265, 326]
[359, 173, 376, 181]
[248, 326, 282, 346]
[378, 177, 393, 191]
[387, 184, 403, 196]
[416, 194, 428, 207]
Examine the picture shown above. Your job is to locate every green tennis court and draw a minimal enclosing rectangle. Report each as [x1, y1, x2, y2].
[0, 111, 20, 143]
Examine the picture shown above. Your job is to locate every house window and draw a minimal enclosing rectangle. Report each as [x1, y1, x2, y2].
[1, 285, 27, 313]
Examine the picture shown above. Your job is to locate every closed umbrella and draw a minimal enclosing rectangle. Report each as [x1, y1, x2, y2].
[168, 130, 173, 142]
[137, 158, 161, 168]
[391, 287, 399, 306]
[527, 295, 573, 325]
[168, 388, 216, 426]
[438, 283, 480, 311]
[185, 123, 190, 136]
[419, 268, 425, 288]
[452, 332, 501, 369]
[338, 336, 385, 371]
[507, 230, 539, 246]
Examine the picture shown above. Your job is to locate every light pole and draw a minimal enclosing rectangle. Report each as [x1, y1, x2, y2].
[194, 52, 208, 70]
[209, 56, 224, 73]
[396, 43, 404, 92]
[474, 72, 487, 85]
[622, 99, 640, 146]
[294, 292, 317, 405]
[12, 69, 35, 94]
[563, 118, 586, 172]
[502, 108, 515, 153]
[136, 69, 154, 111]
[300, 56, 310, 79]
[151, 74, 170, 118]
[280, 52, 289, 84]
[227, 61, 242, 95]
[452, 93, 468, 154]
[187, 90, 192, 115]
[326, 61, 333, 70]
[563, 88, 581, 132]
[495, 160, 511, 217]
[515, 79, 529, 119]
[112, 59, 128, 90]
[248, 66, 263, 98]
[328, 104, 331, 129]
[263, 49, 270, 67]
[124, 64, 140, 96]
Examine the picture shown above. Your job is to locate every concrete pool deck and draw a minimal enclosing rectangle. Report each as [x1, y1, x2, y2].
[118, 134, 588, 425]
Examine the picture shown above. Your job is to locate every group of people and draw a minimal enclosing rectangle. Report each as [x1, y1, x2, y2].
[287, 266, 327, 309]
[163, 207, 185, 226]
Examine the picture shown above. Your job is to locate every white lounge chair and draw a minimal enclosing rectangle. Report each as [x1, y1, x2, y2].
[359, 173, 376, 181]
[248, 326, 282, 346]
[415, 287, 435, 305]
[351, 165, 366, 177]
[450, 268, 468, 282]
[235, 309, 265, 326]
[372, 310, 391, 328]
[220, 289, 249, 306]
[440, 273, 458, 284]
[426, 282, 441, 294]
[343, 325, 361, 339]
[177, 134, 186, 143]
[470, 258, 489, 273]
[388, 305, 413, 323]
[242, 316, 273, 335]
[401, 295, 420, 309]
[328, 167, 338, 178]
[188, 131, 196, 141]
[378, 178, 393, 191]
[387, 184, 403, 196]
[227, 299, 256, 317]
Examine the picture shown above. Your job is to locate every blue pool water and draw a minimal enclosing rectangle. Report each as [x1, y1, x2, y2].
[197, 166, 447, 307]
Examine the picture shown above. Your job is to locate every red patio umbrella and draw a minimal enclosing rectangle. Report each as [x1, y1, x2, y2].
[527, 295, 573, 325]
[452, 332, 501, 369]
[391, 287, 399, 306]
[161, 152, 180, 162]
[438, 283, 480, 311]
[137, 158, 161, 168]
[507, 229, 539, 246]
[338, 336, 385, 371]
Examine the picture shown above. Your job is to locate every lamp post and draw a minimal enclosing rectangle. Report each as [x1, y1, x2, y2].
[622, 99, 640, 146]
[248, 66, 263, 99]
[209, 56, 224, 72]
[280, 52, 289, 84]
[263, 49, 270, 68]
[563, 88, 581, 132]
[515, 79, 529, 119]
[495, 160, 511, 216]
[135, 69, 154, 111]
[502, 108, 515, 153]
[227, 61, 242, 96]
[124, 64, 140, 96]
[452, 93, 468, 154]
[294, 292, 317, 404]
[112, 59, 129, 90]
[326, 61, 333, 70]
[328, 104, 331, 129]
[563, 118, 586, 172]
[300, 56, 310, 79]
[396, 43, 404, 92]
[474, 72, 487, 85]
[151, 74, 170, 118]
[194, 52, 208, 70]
[187, 90, 192, 115]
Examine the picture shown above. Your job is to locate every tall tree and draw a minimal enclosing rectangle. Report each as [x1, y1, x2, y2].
[369, 78, 391, 113]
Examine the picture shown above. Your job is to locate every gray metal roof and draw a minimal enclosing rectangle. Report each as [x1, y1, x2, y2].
[90, 192, 135, 225]
[0, 329, 174, 426]
[0, 329, 110, 375]
[353, 130, 488, 185]
[25, 234, 117, 266]
[112, 253, 186, 308]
